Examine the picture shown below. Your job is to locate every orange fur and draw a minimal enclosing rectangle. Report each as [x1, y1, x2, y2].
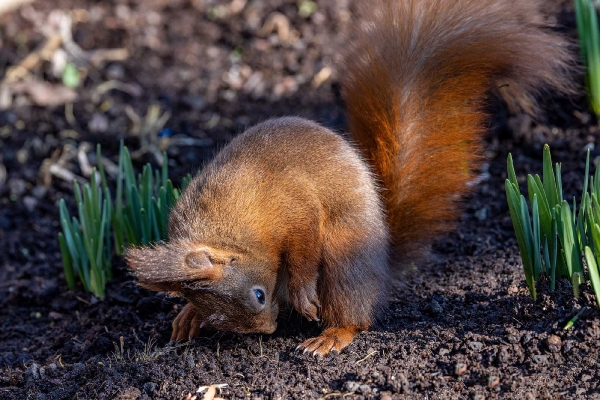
[342, 0, 573, 262]
[127, 0, 574, 356]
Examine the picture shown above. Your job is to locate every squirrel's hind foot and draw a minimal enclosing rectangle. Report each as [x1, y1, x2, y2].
[297, 326, 366, 356]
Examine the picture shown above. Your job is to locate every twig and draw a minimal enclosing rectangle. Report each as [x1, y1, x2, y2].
[2, 34, 62, 83]
[355, 350, 377, 365]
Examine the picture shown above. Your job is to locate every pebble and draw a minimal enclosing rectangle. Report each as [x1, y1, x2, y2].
[344, 381, 360, 392]
[454, 363, 467, 376]
[89, 113, 109, 133]
[358, 384, 371, 395]
[31, 185, 47, 199]
[106, 64, 125, 80]
[468, 341, 483, 352]
[547, 335, 562, 353]
[563, 340, 573, 353]
[115, 387, 142, 400]
[487, 376, 500, 388]
[428, 299, 444, 316]
[8, 178, 26, 197]
[72, 362, 85, 373]
[49, 311, 63, 320]
[23, 196, 37, 211]
[26, 363, 40, 380]
[380, 395, 393, 400]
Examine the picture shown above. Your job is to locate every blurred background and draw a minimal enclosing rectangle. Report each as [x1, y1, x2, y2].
[0, 0, 355, 198]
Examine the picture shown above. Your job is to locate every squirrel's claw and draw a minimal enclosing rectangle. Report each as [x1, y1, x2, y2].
[289, 280, 320, 322]
[171, 303, 204, 342]
[296, 326, 361, 356]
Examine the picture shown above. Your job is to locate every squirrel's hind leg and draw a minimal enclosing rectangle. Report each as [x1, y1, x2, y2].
[296, 221, 389, 356]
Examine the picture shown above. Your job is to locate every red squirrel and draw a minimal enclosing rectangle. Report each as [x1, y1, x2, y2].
[126, 0, 573, 356]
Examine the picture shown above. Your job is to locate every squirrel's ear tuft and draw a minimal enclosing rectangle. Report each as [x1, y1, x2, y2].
[125, 245, 184, 294]
[125, 244, 224, 294]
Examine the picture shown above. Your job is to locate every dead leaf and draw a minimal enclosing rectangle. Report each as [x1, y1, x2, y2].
[12, 80, 77, 107]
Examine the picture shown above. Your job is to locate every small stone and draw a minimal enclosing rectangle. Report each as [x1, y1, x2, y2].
[380, 395, 393, 400]
[426, 300, 444, 316]
[358, 384, 371, 395]
[547, 335, 562, 353]
[468, 341, 483, 352]
[48, 363, 57, 372]
[8, 178, 27, 197]
[26, 363, 40, 380]
[72, 362, 85, 373]
[31, 185, 47, 199]
[521, 333, 532, 344]
[506, 329, 520, 344]
[454, 363, 467, 376]
[106, 64, 125, 80]
[115, 387, 142, 400]
[89, 114, 109, 133]
[475, 207, 487, 221]
[472, 394, 485, 400]
[487, 376, 500, 388]
[344, 381, 360, 392]
[23, 196, 38, 211]
[563, 340, 573, 353]
[49, 311, 63, 320]
[531, 355, 548, 365]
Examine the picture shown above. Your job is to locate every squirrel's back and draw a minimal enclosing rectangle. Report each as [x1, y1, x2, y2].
[342, 0, 573, 262]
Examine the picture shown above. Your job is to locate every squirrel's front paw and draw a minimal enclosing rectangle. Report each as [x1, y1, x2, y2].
[289, 279, 320, 321]
[171, 303, 204, 342]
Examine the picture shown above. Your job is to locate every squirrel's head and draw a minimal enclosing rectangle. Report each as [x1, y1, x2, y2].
[126, 242, 279, 334]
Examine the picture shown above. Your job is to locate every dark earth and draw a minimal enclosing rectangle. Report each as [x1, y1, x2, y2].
[1, 0, 600, 399]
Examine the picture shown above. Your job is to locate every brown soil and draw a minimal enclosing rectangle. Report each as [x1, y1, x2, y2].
[1, 0, 599, 399]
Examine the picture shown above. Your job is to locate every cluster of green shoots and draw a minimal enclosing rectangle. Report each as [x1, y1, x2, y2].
[575, 0, 600, 117]
[506, 144, 600, 309]
[58, 143, 191, 298]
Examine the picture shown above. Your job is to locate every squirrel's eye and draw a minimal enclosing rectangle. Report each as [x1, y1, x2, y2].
[253, 288, 266, 305]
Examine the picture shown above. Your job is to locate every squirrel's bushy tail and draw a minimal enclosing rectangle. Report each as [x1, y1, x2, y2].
[342, 0, 574, 261]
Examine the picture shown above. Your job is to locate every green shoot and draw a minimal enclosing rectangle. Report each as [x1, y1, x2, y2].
[575, 0, 600, 117]
[57, 143, 192, 297]
[506, 144, 600, 308]
[58, 170, 112, 298]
